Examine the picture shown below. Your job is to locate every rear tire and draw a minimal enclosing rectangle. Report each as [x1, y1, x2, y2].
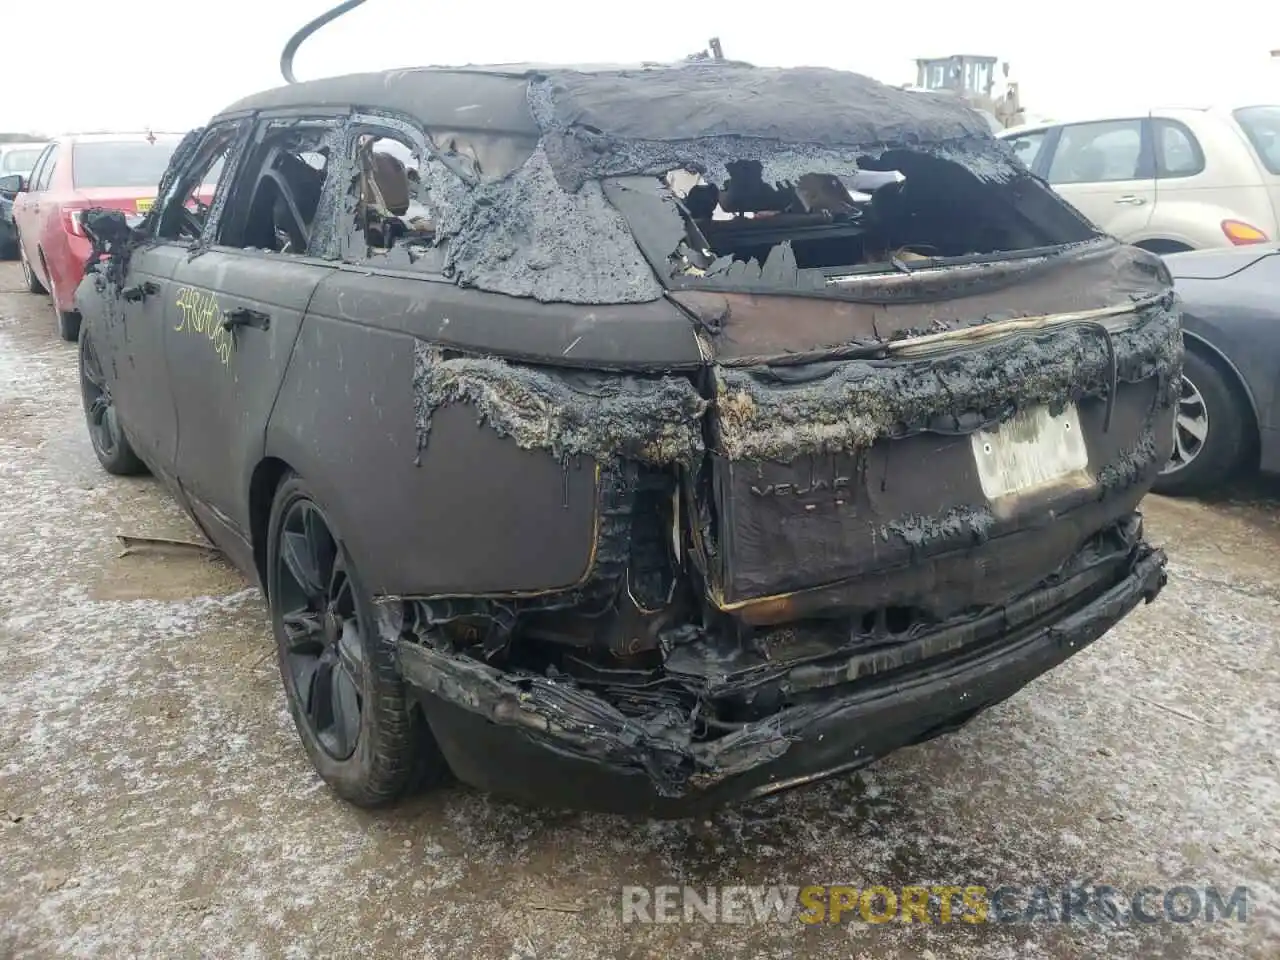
[267, 473, 449, 807]
[1152, 349, 1248, 496]
[19, 237, 46, 294]
[57, 309, 81, 342]
[78, 324, 146, 476]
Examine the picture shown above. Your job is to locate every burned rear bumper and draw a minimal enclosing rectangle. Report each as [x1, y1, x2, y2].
[394, 517, 1166, 816]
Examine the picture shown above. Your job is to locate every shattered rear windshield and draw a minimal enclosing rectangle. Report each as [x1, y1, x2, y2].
[72, 140, 182, 189]
[605, 145, 1100, 292]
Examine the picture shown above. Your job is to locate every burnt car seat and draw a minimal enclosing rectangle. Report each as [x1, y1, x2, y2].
[361, 150, 411, 218]
[241, 148, 326, 253]
[359, 149, 433, 250]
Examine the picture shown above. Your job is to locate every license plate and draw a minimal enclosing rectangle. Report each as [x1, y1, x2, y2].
[135, 197, 155, 214]
[971, 403, 1090, 500]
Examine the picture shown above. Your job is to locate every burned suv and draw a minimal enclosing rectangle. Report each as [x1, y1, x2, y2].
[75, 62, 1176, 814]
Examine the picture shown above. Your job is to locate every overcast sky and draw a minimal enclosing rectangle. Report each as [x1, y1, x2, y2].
[5, 0, 1279, 135]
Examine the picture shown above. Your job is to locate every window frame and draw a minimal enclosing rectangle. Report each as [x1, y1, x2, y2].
[1044, 117, 1155, 185]
[24, 144, 53, 191]
[339, 111, 449, 276]
[33, 143, 59, 192]
[1152, 117, 1205, 180]
[149, 121, 253, 246]
[1003, 128, 1050, 174]
[212, 111, 347, 260]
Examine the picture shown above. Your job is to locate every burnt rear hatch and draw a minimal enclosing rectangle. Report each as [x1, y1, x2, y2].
[688, 249, 1179, 622]
[390, 62, 1177, 812]
[628, 150, 1179, 622]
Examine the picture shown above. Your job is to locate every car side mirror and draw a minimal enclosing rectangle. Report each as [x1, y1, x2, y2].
[0, 174, 25, 196]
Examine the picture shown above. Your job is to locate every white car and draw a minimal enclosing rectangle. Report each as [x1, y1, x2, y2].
[998, 105, 1280, 252]
[0, 140, 48, 180]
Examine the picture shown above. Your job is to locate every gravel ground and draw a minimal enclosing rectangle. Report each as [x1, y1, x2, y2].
[0, 261, 1276, 959]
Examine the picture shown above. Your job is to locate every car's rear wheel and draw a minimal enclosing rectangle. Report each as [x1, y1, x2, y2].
[19, 237, 46, 294]
[78, 325, 146, 476]
[267, 474, 448, 807]
[56, 307, 81, 342]
[1153, 349, 1248, 496]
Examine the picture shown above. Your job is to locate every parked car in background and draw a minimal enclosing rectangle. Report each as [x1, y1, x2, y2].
[0, 141, 48, 179]
[0, 195, 17, 259]
[999, 105, 1280, 253]
[0, 141, 47, 258]
[74, 63, 1174, 814]
[1154, 244, 1280, 496]
[0, 132, 209, 340]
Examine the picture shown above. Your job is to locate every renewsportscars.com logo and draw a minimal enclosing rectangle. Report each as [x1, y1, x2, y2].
[621, 884, 1250, 925]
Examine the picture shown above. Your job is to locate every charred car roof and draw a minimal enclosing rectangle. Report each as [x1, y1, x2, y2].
[216, 61, 994, 156]
[210, 61, 1033, 306]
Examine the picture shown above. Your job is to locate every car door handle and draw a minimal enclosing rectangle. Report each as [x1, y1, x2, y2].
[121, 280, 160, 302]
[220, 307, 271, 332]
[1114, 195, 1147, 206]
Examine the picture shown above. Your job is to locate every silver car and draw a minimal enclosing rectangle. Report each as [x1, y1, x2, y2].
[1000, 105, 1280, 252]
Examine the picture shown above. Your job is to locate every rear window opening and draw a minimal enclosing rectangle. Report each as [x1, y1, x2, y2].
[73, 139, 183, 190]
[654, 150, 1100, 284]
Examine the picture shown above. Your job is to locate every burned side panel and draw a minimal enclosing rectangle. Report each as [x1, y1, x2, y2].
[411, 342, 707, 466]
[301, 268, 702, 368]
[268, 313, 601, 597]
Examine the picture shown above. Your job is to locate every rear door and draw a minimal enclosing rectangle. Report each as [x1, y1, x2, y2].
[12, 143, 54, 279]
[31, 143, 68, 286]
[163, 114, 344, 562]
[1043, 117, 1156, 240]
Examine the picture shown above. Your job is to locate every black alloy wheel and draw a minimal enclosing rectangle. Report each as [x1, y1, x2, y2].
[266, 474, 448, 806]
[275, 496, 368, 761]
[78, 326, 145, 475]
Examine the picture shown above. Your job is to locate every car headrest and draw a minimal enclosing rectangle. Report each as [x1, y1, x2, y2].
[363, 151, 411, 217]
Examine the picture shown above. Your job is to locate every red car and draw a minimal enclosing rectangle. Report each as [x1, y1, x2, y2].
[2, 132, 213, 341]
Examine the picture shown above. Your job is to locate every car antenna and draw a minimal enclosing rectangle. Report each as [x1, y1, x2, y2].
[281, 0, 368, 84]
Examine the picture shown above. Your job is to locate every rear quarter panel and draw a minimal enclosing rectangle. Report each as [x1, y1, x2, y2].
[1148, 113, 1280, 246]
[265, 271, 653, 598]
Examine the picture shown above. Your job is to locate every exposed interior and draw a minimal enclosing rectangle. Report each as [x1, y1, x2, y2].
[657, 151, 1100, 279]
